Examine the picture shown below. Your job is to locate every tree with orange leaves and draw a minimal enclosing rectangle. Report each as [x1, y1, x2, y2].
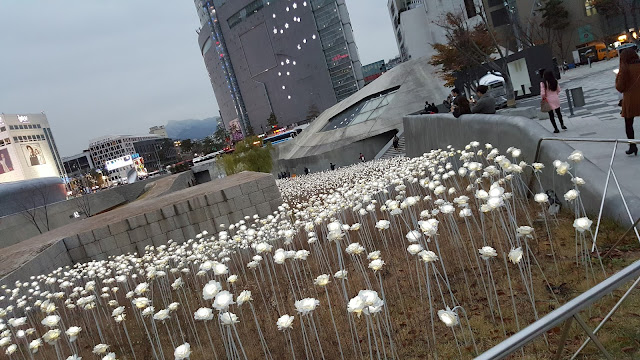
[431, 9, 516, 106]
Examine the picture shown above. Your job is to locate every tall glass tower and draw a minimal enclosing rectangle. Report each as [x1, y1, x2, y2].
[194, 0, 363, 135]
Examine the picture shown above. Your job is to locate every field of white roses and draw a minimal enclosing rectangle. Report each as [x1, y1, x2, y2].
[1, 142, 637, 360]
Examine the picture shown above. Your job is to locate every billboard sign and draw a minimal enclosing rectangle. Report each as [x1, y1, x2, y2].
[0, 148, 14, 175]
[229, 119, 244, 142]
[22, 143, 46, 166]
[105, 155, 133, 171]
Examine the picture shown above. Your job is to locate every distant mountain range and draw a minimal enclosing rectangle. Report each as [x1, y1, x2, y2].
[165, 117, 219, 140]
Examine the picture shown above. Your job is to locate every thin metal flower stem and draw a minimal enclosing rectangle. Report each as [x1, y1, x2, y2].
[324, 287, 345, 360]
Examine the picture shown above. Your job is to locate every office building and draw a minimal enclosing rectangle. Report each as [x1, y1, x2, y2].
[62, 151, 95, 178]
[0, 113, 65, 183]
[388, 0, 479, 62]
[362, 60, 387, 85]
[194, 0, 364, 136]
[149, 125, 169, 138]
[88, 135, 160, 183]
[133, 138, 177, 173]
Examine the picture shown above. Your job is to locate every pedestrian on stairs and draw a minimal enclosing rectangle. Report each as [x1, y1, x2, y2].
[393, 134, 400, 150]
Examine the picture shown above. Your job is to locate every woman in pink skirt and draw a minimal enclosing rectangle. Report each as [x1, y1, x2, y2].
[541, 71, 567, 133]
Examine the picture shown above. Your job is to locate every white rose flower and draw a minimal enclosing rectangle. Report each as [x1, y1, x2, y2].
[516, 226, 534, 236]
[418, 250, 438, 263]
[212, 291, 235, 311]
[194, 307, 213, 321]
[572, 177, 585, 186]
[66, 326, 82, 342]
[153, 309, 170, 322]
[368, 259, 385, 272]
[334, 270, 348, 279]
[405, 230, 422, 242]
[407, 244, 423, 255]
[134, 282, 149, 295]
[219, 312, 239, 326]
[132, 297, 150, 309]
[276, 314, 295, 331]
[236, 290, 252, 306]
[555, 161, 571, 175]
[314, 274, 330, 287]
[42, 329, 61, 344]
[459, 208, 472, 217]
[478, 246, 497, 260]
[437, 307, 459, 327]
[508, 247, 524, 264]
[5, 344, 17, 356]
[534, 193, 548, 203]
[375, 220, 390, 230]
[294, 298, 319, 315]
[573, 217, 593, 233]
[345, 243, 365, 255]
[568, 150, 584, 162]
[202, 280, 222, 300]
[41, 314, 61, 328]
[564, 189, 579, 201]
[29, 338, 43, 353]
[174, 342, 191, 360]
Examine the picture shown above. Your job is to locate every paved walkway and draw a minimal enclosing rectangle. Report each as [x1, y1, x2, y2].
[514, 59, 640, 200]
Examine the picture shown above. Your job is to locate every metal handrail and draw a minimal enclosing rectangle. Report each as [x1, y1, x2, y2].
[532, 137, 640, 165]
[475, 259, 640, 359]
[527, 137, 639, 193]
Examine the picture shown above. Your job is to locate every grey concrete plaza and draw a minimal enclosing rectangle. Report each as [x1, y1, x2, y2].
[515, 59, 640, 199]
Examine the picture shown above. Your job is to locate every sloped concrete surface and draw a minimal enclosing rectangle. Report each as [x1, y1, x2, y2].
[0, 172, 282, 287]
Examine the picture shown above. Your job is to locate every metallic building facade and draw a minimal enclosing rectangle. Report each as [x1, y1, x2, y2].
[194, 0, 363, 134]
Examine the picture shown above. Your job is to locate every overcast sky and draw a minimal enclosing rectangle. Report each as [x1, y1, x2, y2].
[0, 1, 398, 157]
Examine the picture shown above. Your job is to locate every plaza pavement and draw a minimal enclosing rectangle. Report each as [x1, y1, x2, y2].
[512, 58, 640, 203]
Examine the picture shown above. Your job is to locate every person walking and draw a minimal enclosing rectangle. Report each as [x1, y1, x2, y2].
[392, 134, 400, 150]
[540, 70, 567, 133]
[330, 163, 335, 170]
[359, 153, 366, 162]
[615, 48, 640, 156]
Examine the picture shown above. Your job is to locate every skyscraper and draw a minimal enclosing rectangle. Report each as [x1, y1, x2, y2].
[194, 0, 364, 136]
[387, 0, 479, 62]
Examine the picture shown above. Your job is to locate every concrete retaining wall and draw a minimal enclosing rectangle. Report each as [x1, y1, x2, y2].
[0, 173, 196, 249]
[404, 114, 640, 225]
[0, 172, 282, 287]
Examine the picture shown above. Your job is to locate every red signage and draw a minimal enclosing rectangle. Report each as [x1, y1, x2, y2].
[332, 54, 349, 62]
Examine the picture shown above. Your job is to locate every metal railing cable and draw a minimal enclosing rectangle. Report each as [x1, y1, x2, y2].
[476, 137, 640, 359]
[475, 260, 640, 359]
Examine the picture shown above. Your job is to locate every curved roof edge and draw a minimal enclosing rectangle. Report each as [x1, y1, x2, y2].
[276, 55, 449, 161]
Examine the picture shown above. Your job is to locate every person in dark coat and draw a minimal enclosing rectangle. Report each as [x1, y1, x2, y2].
[470, 85, 496, 114]
[616, 48, 640, 156]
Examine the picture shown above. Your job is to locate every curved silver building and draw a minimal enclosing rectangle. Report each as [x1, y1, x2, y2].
[194, 0, 364, 135]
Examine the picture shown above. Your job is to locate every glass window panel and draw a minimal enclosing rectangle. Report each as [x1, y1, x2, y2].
[360, 98, 383, 112]
[367, 107, 386, 120]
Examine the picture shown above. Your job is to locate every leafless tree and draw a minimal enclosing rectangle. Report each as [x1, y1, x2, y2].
[12, 183, 53, 234]
[73, 194, 92, 218]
